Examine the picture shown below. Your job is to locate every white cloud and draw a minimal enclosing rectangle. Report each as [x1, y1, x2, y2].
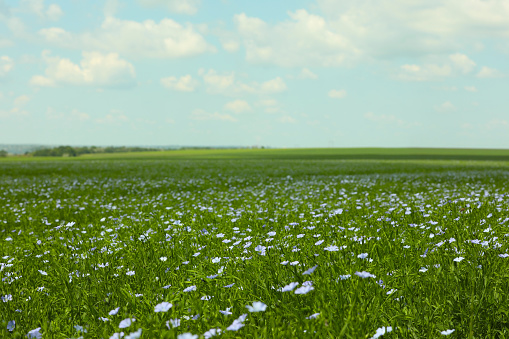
[449, 53, 476, 73]
[160, 75, 199, 92]
[46, 107, 90, 121]
[21, 0, 63, 21]
[328, 89, 346, 98]
[260, 77, 287, 93]
[234, 10, 358, 67]
[221, 40, 240, 53]
[70, 109, 90, 121]
[398, 63, 452, 81]
[299, 68, 318, 79]
[137, 0, 200, 15]
[30, 51, 136, 88]
[13, 95, 29, 106]
[95, 111, 129, 124]
[38, 17, 214, 59]
[464, 86, 477, 92]
[231, 1, 509, 67]
[0, 56, 13, 77]
[224, 100, 252, 113]
[435, 101, 456, 112]
[199, 69, 287, 96]
[364, 112, 418, 128]
[477, 66, 502, 78]
[278, 115, 296, 124]
[190, 108, 237, 122]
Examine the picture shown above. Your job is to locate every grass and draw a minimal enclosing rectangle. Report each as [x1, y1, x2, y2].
[1, 149, 509, 338]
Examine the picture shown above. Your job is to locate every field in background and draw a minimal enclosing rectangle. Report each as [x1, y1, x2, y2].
[1, 149, 509, 338]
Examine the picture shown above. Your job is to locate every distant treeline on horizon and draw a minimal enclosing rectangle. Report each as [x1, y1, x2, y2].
[30, 146, 163, 157]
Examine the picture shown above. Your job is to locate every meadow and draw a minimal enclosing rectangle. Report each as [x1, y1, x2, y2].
[1, 148, 509, 338]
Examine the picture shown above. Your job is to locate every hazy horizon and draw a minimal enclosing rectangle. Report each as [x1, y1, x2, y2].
[1, 0, 508, 148]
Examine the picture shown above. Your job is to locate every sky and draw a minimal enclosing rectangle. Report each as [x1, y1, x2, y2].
[0, 0, 508, 148]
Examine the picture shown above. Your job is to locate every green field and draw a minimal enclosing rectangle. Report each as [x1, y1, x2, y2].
[1, 148, 509, 338]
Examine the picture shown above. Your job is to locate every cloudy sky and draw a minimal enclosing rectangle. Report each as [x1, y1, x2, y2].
[0, 0, 508, 148]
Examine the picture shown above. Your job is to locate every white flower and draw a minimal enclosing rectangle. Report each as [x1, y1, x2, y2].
[246, 301, 267, 312]
[183, 285, 197, 292]
[419, 267, 428, 273]
[324, 245, 339, 251]
[302, 265, 318, 275]
[154, 301, 172, 312]
[226, 314, 247, 331]
[177, 333, 198, 339]
[315, 240, 324, 246]
[166, 318, 181, 328]
[126, 270, 135, 276]
[453, 257, 464, 262]
[125, 329, 142, 339]
[160, 257, 167, 262]
[355, 271, 376, 278]
[306, 313, 320, 319]
[371, 326, 392, 338]
[499, 254, 509, 258]
[38, 270, 48, 276]
[27, 327, 42, 339]
[211, 257, 221, 263]
[7, 320, 15, 332]
[204, 328, 222, 338]
[339, 274, 351, 280]
[201, 295, 212, 301]
[441, 329, 455, 335]
[219, 307, 232, 315]
[357, 253, 368, 259]
[109, 332, 124, 339]
[2, 294, 12, 302]
[109, 307, 120, 316]
[119, 318, 135, 329]
[294, 285, 314, 295]
[267, 231, 276, 236]
[279, 282, 299, 292]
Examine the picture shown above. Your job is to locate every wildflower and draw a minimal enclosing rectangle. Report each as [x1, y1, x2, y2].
[441, 329, 455, 335]
[119, 318, 135, 329]
[499, 253, 509, 258]
[371, 326, 393, 338]
[324, 245, 339, 251]
[27, 327, 42, 339]
[183, 285, 196, 292]
[154, 301, 172, 312]
[177, 333, 198, 339]
[126, 271, 135, 276]
[355, 271, 376, 278]
[267, 231, 276, 237]
[386, 289, 397, 295]
[201, 295, 212, 301]
[211, 257, 221, 263]
[204, 328, 222, 338]
[99, 317, 110, 322]
[227, 314, 247, 331]
[38, 270, 48, 276]
[109, 307, 120, 316]
[279, 282, 299, 292]
[166, 318, 181, 328]
[315, 240, 324, 246]
[294, 284, 314, 295]
[110, 333, 124, 339]
[302, 265, 318, 275]
[453, 257, 464, 262]
[419, 267, 428, 273]
[306, 313, 320, 319]
[224, 283, 235, 288]
[339, 274, 351, 280]
[2, 294, 12, 302]
[125, 329, 142, 339]
[290, 261, 299, 266]
[7, 320, 15, 332]
[246, 301, 267, 312]
[219, 307, 232, 315]
[160, 257, 167, 262]
[74, 325, 87, 333]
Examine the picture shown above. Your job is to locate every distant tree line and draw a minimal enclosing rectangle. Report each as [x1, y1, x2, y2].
[31, 146, 161, 157]
[0, 150, 7, 157]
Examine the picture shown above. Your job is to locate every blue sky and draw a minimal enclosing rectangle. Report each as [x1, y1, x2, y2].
[0, 0, 508, 148]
